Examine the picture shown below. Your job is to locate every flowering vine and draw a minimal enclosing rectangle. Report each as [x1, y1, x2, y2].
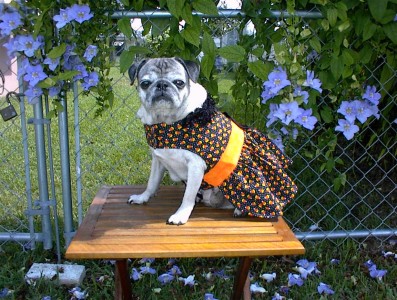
[0, 1, 114, 115]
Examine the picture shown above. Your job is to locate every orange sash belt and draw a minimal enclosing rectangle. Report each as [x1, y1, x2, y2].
[203, 122, 244, 187]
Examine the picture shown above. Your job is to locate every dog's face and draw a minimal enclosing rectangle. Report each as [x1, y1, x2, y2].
[128, 57, 207, 124]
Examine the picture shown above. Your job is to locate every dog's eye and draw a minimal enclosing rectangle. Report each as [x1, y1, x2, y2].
[140, 81, 151, 90]
[173, 80, 185, 89]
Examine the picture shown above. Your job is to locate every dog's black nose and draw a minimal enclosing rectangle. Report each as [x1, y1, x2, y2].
[156, 81, 168, 91]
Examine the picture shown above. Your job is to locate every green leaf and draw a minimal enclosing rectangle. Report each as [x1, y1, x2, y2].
[327, 8, 338, 27]
[251, 47, 265, 58]
[337, 20, 350, 32]
[342, 50, 354, 66]
[300, 28, 311, 38]
[128, 46, 153, 55]
[119, 50, 136, 73]
[173, 34, 185, 50]
[362, 22, 378, 41]
[47, 43, 67, 59]
[37, 77, 56, 89]
[309, 37, 321, 52]
[56, 71, 80, 81]
[218, 45, 246, 62]
[247, 61, 273, 80]
[151, 19, 171, 36]
[201, 54, 214, 80]
[330, 55, 343, 80]
[181, 4, 194, 25]
[202, 32, 216, 56]
[368, 0, 388, 22]
[119, 0, 129, 5]
[167, 0, 185, 18]
[192, 0, 218, 15]
[180, 25, 200, 47]
[383, 22, 397, 44]
[320, 106, 334, 123]
[333, 173, 346, 192]
[117, 18, 133, 39]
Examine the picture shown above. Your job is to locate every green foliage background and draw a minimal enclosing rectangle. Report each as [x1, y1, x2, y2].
[117, 0, 396, 192]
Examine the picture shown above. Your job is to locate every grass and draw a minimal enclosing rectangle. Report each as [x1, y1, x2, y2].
[1, 66, 396, 299]
[0, 239, 396, 299]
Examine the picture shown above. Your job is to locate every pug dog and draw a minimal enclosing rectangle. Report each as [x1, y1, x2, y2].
[127, 57, 297, 225]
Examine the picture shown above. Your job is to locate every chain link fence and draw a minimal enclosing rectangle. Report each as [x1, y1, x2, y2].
[0, 8, 396, 250]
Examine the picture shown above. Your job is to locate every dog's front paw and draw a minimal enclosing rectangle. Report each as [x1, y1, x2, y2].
[128, 193, 150, 204]
[166, 211, 191, 225]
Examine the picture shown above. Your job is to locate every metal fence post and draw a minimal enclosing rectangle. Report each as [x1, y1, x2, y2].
[32, 99, 52, 250]
[58, 90, 75, 247]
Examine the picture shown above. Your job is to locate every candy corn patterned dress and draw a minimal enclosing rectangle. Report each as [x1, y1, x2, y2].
[144, 98, 297, 218]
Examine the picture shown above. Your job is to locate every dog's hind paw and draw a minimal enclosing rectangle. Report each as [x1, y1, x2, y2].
[233, 208, 245, 218]
[128, 193, 150, 204]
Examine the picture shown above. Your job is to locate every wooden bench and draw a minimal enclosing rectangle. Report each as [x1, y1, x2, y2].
[65, 185, 305, 300]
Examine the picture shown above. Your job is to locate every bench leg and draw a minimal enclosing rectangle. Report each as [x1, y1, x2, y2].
[115, 259, 132, 300]
[231, 257, 252, 300]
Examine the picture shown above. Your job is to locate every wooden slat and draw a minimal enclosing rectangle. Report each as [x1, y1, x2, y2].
[65, 185, 305, 260]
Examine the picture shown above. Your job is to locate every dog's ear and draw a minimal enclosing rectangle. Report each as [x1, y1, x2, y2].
[128, 59, 147, 85]
[175, 58, 200, 83]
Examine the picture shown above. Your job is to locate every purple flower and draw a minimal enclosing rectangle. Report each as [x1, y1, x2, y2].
[270, 134, 285, 153]
[274, 101, 301, 125]
[73, 64, 88, 81]
[369, 265, 387, 280]
[362, 85, 381, 105]
[250, 282, 267, 293]
[43, 57, 60, 71]
[83, 45, 98, 62]
[330, 259, 340, 265]
[266, 103, 279, 127]
[335, 119, 359, 140]
[69, 287, 87, 300]
[294, 108, 317, 130]
[287, 273, 304, 287]
[69, 4, 93, 24]
[307, 50, 320, 62]
[213, 269, 230, 280]
[394, 14, 397, 21]
[363, 259, 375, 269]
[260, 272, 276, 283]
[48, 80, 64, 98]
[0, 11, 23, 36]
[261, 86, 277, 103]
[296, 259, 320, 276]
[0, 288, 11, 297]
[167, 265, 182, 276]
[317, 282, 335, 295]
[25, 86, 43, 104]
[354, 100, 373, 124]
[158, 273, 174, 284]
[263, 67, 291, 94]
[53, 8, 73, 29]
[271, 292, 284, 300]
[3, 36, 20, 58]
[204, 293, 218, 300]
[303, 70, 322, 93]
[337, 100, 357, 123]
[179, 275, 195, 286]
[24, 64, 48, 86]
[139, 266, 156, 275]
[131, 268, 142, 281]
[293, 86, 309, 104]
[139, 258, 155, 264]
[17, 35, 43, 57]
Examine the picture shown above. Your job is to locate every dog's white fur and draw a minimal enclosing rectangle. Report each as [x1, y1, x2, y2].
[128, 58, 233, 225]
